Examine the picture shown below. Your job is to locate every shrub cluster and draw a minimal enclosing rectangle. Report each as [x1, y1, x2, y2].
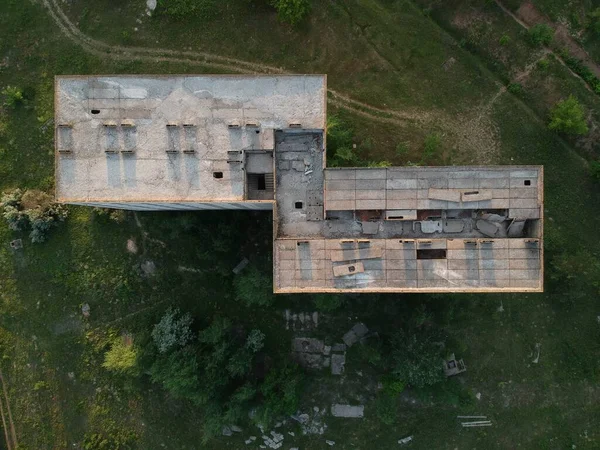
[1, 189, 68, 243]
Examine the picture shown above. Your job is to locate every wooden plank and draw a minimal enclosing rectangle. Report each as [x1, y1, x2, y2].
[333, 262, 365, 277]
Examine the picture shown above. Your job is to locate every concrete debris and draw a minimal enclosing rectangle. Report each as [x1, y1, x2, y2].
[245, 439, 253, 445]
[342, 323, 369, 347]
[292, 337, 328, 369]
[331, 404, 364, 418]
[81, 303, 91, 318]
[9, 239, 22, 250]
[222, 426, 232, 437]
[331, 354, 346, 375]
[293, 408, 328, 435]
[146, 0, 157, 11]
[398, 436, 413, 445]
[332, 343, 346, 352]
[230, 425, 242, 432]
[326, 440, 335, 446]
[274, 422, 282, 428]
[140, 260, 156, 276]
[126, 238, 138, 254]
[232, 258, 249, 275]
[288, 432, 295, 437]
[285, 310, 319, 331]
[532, 343, 541, 364]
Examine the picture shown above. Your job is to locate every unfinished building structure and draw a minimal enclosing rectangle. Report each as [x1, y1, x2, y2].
[55, 74, 543, 293]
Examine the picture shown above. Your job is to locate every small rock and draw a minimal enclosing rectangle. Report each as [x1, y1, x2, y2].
[476, 392, 481, 400]
[230, 425, 242, 432]
[313, 406, 320, 413]
[81, 303, 91, 318]
[398, 436, 413, 445]
[146, 0, 157, 10]
[141, 260, 156, 276]
[274, 422, 282, 428]
[126, 238, 138, 254]
[326, 440, 335, 446]
[288, 431, 295, 437]
[323, 345, 331, 356]
[222, 426, 232, 437]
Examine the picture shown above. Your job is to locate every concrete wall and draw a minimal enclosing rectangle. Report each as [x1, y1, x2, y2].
[70, 201, 274, 211]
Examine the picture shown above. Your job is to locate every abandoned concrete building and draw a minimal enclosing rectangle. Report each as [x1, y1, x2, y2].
[55, 74, 544, 293]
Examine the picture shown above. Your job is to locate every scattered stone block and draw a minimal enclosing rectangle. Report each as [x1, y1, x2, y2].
[332, 343, 346, 353]
[342, 323, 368, 347]
[322, 357, 330, 368]
[398, 436, 413, 445]
[331, 354, 345, 375]
[232, 257, 249, 274]
[326, 440, 335, 446]
[230, 425, 242, 432]
[331, 404, 364, 418]
[222, 426, 232, 437]
[323, 345, 331, 356]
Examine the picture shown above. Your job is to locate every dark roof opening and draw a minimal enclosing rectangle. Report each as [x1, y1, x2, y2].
[295, 201, 303, 209]
[213, 172, 223, 179]
[91, 109, 100, 115]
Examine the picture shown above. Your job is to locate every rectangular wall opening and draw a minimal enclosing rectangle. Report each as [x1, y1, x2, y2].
[417, 249, 447, 260]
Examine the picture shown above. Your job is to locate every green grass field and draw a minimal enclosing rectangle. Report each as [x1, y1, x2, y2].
[0, 0, 600, 449]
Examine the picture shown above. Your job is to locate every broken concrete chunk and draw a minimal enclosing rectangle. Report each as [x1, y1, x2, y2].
[331, 353, 345, 375]
[222, 426, 232, 437]
[292, 337, 324, 354]
[230, 425, 242, 432]
[332, 343, 346, 352]
[343, 323, 369, 347]
[398, 436, 413, 445]
[331, 404, 364, 418]
[232, 257, 249, 274]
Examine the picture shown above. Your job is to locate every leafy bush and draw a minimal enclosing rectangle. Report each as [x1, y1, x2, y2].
[0, 189, 68, 243]
[102, 336, 138, 375]
[528, 24, 554, 46]
[152, 307, 194, 354]
[590, 161, 600, 181]
[234, 265, 274, 307]
[390, 329, 444, 388]
[548, 95, 589, 135]
[507, 82, 523, 94]
[327, 114, 356, 166]
[156, 0, 217, 19]
[589, 8, 600, 35]
[245, 329, 265, 352]
[83, 429, 137, 450]
[560, 51, 600, 95]
[313, 294, 344, 312]
[421, 132, 442, 164]
[270, 0, 310, 26]
[254, 362, 303, 426]
[499, 34, 511, 45]
[1, 86, 23, 108]
[93, 207, 127, 223]
[149, 346, 201, 400]
[537, 58, 550, 70]
[381, 375, 406, 397]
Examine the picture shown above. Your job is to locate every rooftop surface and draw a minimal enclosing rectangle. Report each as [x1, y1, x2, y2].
[54, 74, 543, 293]
[54, 75, 326, 203]
[274, 162, 543, 293]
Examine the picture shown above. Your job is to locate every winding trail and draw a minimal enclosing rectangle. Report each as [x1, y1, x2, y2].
[42, 0, 424, 127]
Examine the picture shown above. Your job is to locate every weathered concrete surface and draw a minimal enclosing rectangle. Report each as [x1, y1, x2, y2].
[331, 353, 345, 375]
[330, 404, 364, 418]
[342, 323, 369, 347]
[55, 75, 326, 203]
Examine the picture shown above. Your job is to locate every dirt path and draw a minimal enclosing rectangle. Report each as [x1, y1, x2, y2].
[494, 0, 598, 90]
[42, 0, 425, 128]
[516, 1, 600, 78]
